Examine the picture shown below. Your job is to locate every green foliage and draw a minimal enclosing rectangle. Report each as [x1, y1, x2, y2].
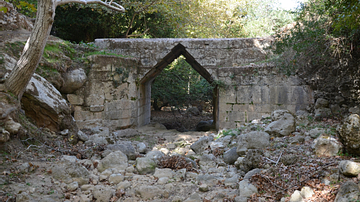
[5, 0, 37, 18]
[52, 1, 178, 42]
[273, 0, 360, 102]
[238, 0, 295, 37]
[151, 56, 213, 110]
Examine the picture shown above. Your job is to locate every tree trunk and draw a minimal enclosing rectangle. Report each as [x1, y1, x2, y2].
[5, 0, 56, 100]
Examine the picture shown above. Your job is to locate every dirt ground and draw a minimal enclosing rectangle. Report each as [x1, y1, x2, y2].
[150, 110, 213, 132]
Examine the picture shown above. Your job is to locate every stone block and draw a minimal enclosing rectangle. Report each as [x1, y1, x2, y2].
[67, 94, 84, 105]
[90, 105, 104, 112]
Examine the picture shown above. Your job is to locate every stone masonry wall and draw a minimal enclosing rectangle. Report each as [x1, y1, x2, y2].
[217, 64, 313, 129]
[67, 55, 140, 130]
[68, 38, 314, 131]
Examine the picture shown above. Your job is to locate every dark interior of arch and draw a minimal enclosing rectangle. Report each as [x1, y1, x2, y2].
[140, 43, 218, 131]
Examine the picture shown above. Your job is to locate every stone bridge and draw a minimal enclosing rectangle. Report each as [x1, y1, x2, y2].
[70, 38, 314, 131]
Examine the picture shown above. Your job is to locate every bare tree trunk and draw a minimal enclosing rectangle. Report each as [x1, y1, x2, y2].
[4, 0, 124, 100]
[5, 0, 56, 100]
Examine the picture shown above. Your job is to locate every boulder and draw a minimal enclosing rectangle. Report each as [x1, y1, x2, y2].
[60, 68, 87, 93]
[223, 147, 239, 165]
[97, 151, 128, 173]
[50, 157, 89, 185]
[334, 181, 360, 202]
[145, 150, 165, 163]
[190, 136, 213, 154]
[338, 114, 360, 156]
[93, 185, 114, 202]
[339, 160, 360, 177]
[135, 157, 157, 174]
[265, 110, 295, 137]
[312, 135, 342, 157]
[22, 74, 72, 132]
[106, 142, 136, 160]
[236, 131, 269, 155]
[237, 149, 263, 173]
[238, 179, 258, 197]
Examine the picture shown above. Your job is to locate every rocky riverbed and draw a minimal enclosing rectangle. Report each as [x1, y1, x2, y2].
[1, 109, 360, 202]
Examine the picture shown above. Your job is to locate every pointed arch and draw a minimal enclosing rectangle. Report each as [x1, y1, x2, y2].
[138, 43, 218, 129]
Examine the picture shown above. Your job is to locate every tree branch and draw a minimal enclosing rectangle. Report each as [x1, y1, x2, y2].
[56, 0, 125, 12]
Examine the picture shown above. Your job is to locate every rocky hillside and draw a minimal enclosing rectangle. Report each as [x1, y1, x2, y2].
[1, 108, 360, 202]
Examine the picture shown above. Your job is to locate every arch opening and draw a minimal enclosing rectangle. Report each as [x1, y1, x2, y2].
[139, 44, 219, 131]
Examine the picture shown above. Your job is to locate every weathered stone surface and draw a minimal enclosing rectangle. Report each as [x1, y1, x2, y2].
[223, 147, 239, 165]
[106, 142, 136, 160]
[61, 68, 87, 93]
[237, 149, 263, 173]
[289, 190, 304, 202]
[136, 157, 157, 174]
[190, 136, 213, 154]
[238, 180, 258, 197]
[135, 185, 165, 200]
[112, 129, 139, 138]
[97, 151, 128, 173]
[339, 114, 360, 156]
[265, 111, 296, 137]
[236, 131, 269, 155]
[334, 181, 360, 202]
[312, 135, 342, 157]
[22, 74, 71, 132]
[137, 142, 147, 154]
[93, 185, 114, 202]
[145, 150, 165, 163]
[339, 160, 360, 177]
[50, 157, 89, 185]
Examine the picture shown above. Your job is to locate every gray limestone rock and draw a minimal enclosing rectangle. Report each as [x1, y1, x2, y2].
[112, 128, 139, 138]
[236, 131, 269, 155]
[97, 151, 128, 173]
[223, 147, 239, 165]
[106, 142, 136, 160]
[145, 150, 165, 163]
[334, 181, 360, 202]
[290, 190, 304, 202]
[93, 185, 114, 202]
[339, 160, 360, 177]
[312, 135, 342, 157]
[238, 179, 258, 197]
[339, 114, 360, 156]
[78, 130, 89, 142]
[135, 157, 157, 174]
[137, 142, 147, 154]
[265, 111, 295, 137]
[50, 157, 90, 185]
[238, 149, 263, 173]
[135, 185, 165, 200]
[190, 136, 213, 154]
[61, 68, 87, 94]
